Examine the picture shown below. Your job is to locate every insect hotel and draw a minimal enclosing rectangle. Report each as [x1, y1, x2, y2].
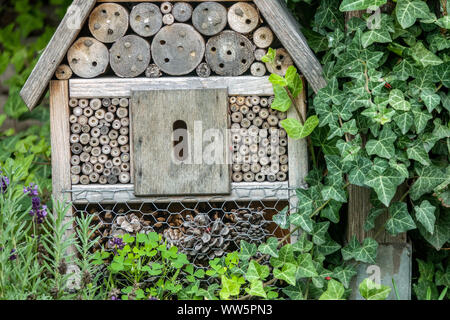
[20, 0, 325, 265]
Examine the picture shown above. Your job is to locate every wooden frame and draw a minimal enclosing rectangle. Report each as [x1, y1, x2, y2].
[50, 80, 77, 256]
[67, 77, 308, 204]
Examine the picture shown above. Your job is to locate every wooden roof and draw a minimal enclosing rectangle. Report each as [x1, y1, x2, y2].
[21, 0, 326, 111]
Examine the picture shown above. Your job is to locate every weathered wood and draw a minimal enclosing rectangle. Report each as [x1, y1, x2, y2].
[55, 64, 73, 80]
[162, 13, 175, 25]
[69, 77, 274, 97]
[110, 35, 151, 78]
[253, 0, 326, 92]
[160, 2, 173, 14]
[206, 30, 255, 76]
[250, 62, 266, 77]
[265, 48, 294, 76]
[151, 23, 205, 76]
[50, 80, 77, 258]
[145, 64, 162, 78]
[131, 89, 230, 196]
[288, 77, 308, 242]
[20, 0, 96, 110]
[228, 2, 259, 34]
[129, 3, 162, 37]
[88, 3, 129, 43]
[196, 62, 211, 77]
[253, 27, 274, 49]
[67, 37, 109, 78]
[192, 2, 228, 36]
[71, 182, 289, 204]
[172, 2, 193, 22]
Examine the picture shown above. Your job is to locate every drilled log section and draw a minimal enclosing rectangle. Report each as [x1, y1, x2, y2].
[129, 3, 162, 37]
[206, 30, 254, 76]
[67, 37, 109, 78]
[55, 64, 73, 80]
[228, 2, 260, 34]
[110, 35, 151, 78]
[192, 2, 228, 36]
[163, 13, 175, 25]
[172, 2, 193, 22]
[151, 23, 205, 76]
[145, 64, 162, 78]
[196, 62, 211, 78]
[265, 48, 294, 76]
[250, 62, 266, 77]
[253, 27, 274, 48]
[88, 3, 129, 43]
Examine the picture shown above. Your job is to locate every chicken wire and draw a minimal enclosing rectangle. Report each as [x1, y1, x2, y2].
[66, 184, 302, 269]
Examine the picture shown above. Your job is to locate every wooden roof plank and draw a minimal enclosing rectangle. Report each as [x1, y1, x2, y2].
[20, 0, 96, 111]
[254, 0, 327, 92]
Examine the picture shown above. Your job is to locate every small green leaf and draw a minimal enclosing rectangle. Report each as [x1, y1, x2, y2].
[359, 278, 391, 300]
[319, 279, 345, 300]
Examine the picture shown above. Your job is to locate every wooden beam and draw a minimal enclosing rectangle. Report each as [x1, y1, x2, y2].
[69, 76, 274, 98]
[254, 0, 327, 93]
[50, 80, 76, 256]
[70, 182, 290, 204]
[20, 0, 96, 111]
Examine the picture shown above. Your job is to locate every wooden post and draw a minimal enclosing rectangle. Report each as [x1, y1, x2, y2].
[50, 80, 80, 286]
[288, 77, 308, 243]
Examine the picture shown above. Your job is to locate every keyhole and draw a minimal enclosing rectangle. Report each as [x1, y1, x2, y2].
[173, 120, 188, 162]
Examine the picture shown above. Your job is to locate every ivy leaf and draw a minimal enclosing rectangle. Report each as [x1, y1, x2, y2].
[359, 278, 392, 300]
[281, 116, 319, 140]
[273, 263, 297, 286]
[239, 241, 257, 261]
[412, 106, 433, 134]
[420, 89, 440, 112]
[285, 66, 303, 98]
[386, 202, 417, 235]
[320, 200, 342, 223]
[321, 183, 347, 203]
[261, 48, 276, 63]
[342, 236, 360, 261]
[366, 126, 396, 159]
[316, 77, 343, 105]
[365, 168, 404, 206]
[348, 156, 372, 186]
[361, 29, 392, 48]
[220, 276, 241, 299]
[282, 284, 304, 300]
[393, 111, 414, 134]
[396, 0, 431, 29]
[317, 235, 342, 256]
[319, 279, 345, 300]
[245, 261, 270, 283]
[296, 253, 319, 278]
[258, 237, 279, 258]
[409, 41, 443, 68]
[414, 200, 436, 234]
[270, 244, 295, 268]
[292, 233, 313, 253]
[417, 211, 450, 250]
[333, 265, 358, 288]
[312, 222, 330, 245]
[389, 89, 411, 111]
[246, 280, 267, 298]
[272, 206, 290, 229]
[365, 207, 386, 231]
[355, 238, 379, 264]
[339, 0, 387, 11]
[410, 165, 448, 200]
[407, 142, 431, 166]
[289, 211, 314, 233]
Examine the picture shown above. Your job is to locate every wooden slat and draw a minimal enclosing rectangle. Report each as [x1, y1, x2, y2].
[132, 88, 231, 196]
[254, 0, 327, 93]
[50, 80, 76, 256]
[20, 0, 96, 110]
[70, 182, 290, 204]
[69, 76, 274, 98]
[288, 77, 309, 243]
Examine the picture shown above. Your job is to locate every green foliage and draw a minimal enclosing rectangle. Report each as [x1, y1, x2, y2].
[359, 278, 391, 300]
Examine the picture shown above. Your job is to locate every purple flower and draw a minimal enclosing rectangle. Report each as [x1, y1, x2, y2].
[9, 249, 17, 261]
[109, 237, 125, 251]
[111, 296, 118, 301]
[24, 183, 39, 197]
[0, 176, 9, 194]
